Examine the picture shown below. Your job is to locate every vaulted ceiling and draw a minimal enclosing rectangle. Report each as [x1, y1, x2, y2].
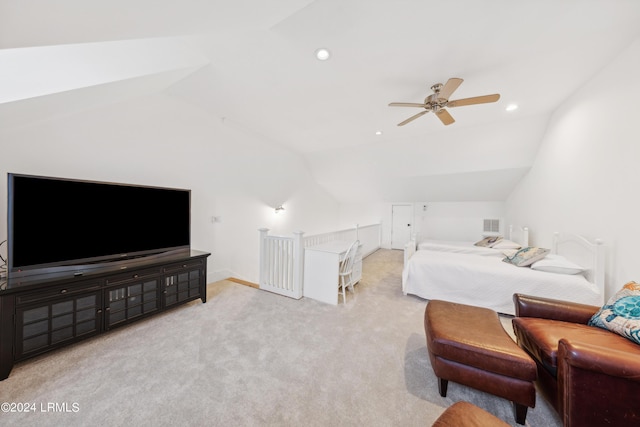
[2, 1, 640, 203]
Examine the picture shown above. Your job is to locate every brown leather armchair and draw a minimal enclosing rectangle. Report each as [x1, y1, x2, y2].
[512, 293, 640, 427]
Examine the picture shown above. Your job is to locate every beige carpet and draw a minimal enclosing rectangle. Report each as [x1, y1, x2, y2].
[0, 249, 561, 426]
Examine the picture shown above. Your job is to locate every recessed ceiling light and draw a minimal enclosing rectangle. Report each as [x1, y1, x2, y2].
[315, 48, 331, 61]
[375, 130, 383, 135]
[506, 103, 519, 112]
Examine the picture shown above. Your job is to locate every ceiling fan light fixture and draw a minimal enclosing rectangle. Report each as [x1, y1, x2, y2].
[506, 103, 519, 111]
[314, 48, 331, 61]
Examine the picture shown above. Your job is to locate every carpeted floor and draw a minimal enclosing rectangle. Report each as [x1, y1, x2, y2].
[0, 249, 561, 426]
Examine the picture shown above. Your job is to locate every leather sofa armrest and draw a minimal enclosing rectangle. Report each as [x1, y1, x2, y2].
[513, 293, 599, 324]
[558, 339, 640, 427]
[558, 339, 640, 379]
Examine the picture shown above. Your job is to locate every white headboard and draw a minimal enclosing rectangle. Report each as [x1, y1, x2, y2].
[552, 232, 605, 301]
[508, 225, 529, 247]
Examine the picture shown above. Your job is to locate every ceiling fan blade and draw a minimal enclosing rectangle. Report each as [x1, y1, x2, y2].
[388, 102, 426, 108]
[397, 110, 430, 126]
[447, 94, 500, 108]
[435, 108, 455, 125]
[439, 78, 463, 100]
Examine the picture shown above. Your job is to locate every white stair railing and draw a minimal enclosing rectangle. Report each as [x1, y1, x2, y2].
[303, 227, 357, 248]
[259, 229, 304, 299]
[303, 224, 381, 257]
[258, 224, 381, 299]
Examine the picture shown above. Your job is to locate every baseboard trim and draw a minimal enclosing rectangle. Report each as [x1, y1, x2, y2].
[208, 269, 233, 284]
[227, 277, 260, 289]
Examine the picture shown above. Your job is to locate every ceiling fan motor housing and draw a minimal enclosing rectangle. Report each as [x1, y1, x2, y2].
[424, 93, 448, 110]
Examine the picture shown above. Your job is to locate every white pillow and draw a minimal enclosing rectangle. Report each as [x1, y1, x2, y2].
[531, 254, 584, 275]
[491, 239, 521, 249]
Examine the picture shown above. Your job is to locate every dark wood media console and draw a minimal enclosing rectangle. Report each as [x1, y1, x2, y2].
[0, 249, 210, 380]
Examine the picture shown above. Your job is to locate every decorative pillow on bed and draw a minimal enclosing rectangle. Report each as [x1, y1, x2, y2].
[501, 249, 519, 258]
[530, 254, 584, 275]
[502, 246, 550, 267]
[474, 236, 503, 247]
[588, 281, 640, 345]
[491, 239, 522, 250]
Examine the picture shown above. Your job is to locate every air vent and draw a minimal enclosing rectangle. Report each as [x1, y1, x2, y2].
[483, 219, 500, 234]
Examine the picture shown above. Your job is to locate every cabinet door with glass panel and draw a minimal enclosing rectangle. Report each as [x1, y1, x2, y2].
[16, 289, 102, 360]
[105, 279, 161, 329]
[163, 261, 204, 306]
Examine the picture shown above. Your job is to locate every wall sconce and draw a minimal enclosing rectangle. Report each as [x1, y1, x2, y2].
[275, 204, 285, 214]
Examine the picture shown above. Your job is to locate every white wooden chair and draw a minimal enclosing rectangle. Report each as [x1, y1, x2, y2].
[338, 240, 360, 303]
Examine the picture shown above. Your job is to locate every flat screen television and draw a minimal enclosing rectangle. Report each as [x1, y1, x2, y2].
[7, 173, 191, 278]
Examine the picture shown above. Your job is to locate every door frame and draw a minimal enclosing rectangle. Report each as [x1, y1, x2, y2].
[390, 204, 414, 250]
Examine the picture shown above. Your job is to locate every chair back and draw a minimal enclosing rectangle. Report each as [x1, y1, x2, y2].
[340, 240, 360, 275]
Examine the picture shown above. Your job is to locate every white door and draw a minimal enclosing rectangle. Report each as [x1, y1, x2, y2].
[391, 204, 413, 249]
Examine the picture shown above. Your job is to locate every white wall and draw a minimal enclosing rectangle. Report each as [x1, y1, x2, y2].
[506, 36, 640, 299]
[0, 92, 340, 284]
[413, 202, 506, 241]
[340, 201, 505, 248]
[339, 202, 385, 230]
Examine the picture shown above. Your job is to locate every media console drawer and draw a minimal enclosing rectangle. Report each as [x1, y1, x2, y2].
[163, 258, 204, 273]
[105, 267, 162, 286]
[16, 281, 102, 306]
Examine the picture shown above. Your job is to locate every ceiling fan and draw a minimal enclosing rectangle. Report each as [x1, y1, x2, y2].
[389, 78, 500, 126]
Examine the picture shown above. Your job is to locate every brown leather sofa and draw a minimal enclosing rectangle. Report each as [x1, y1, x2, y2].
[512, 293, 640, 427]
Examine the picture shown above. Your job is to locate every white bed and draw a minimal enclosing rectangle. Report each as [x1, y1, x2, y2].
[403, 226, 529, 266]
[415, 225, 529, 257]
[402, 232, 604, 315]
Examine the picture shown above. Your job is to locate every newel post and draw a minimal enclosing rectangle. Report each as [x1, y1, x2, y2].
[258, 228, 269, 289]
[292, 231, 305, 299]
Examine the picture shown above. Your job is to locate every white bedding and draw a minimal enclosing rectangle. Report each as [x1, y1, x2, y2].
[415, 226, 528, 257]
[402, 250, 602, 315]
[417, 240, 505, 256]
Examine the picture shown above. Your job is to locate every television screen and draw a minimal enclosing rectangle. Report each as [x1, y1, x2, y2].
[8, 174, 191, 275]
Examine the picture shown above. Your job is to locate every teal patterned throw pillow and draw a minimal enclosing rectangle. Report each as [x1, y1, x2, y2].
[589, 281, 640, 345]
[502, 246, 550, 267]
